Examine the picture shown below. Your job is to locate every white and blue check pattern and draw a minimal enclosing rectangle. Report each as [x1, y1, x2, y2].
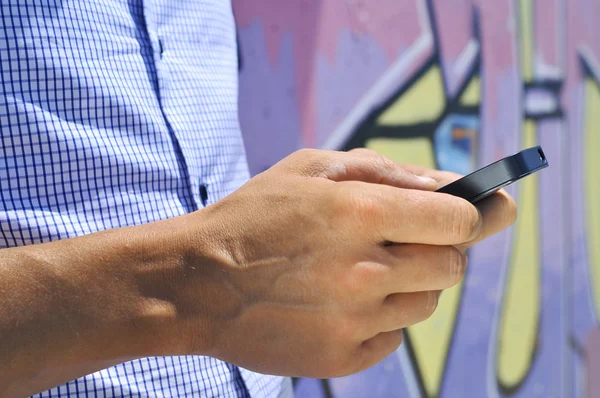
[0, 0, 291, 396]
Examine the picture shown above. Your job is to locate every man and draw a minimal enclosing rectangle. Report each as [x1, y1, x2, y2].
[0, 0, 517, 397]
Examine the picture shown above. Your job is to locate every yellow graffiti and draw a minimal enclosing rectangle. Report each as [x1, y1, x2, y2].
[376, 66, 445, 125]
[409, 281, 463, 397]
[584, 79, 600, 320]
[366, 138, 434, 168]
[366, 137, 463, 397]
[519, 0, 534, 82]
[459, 76, 481, 106]
[497, 121, 541, 388]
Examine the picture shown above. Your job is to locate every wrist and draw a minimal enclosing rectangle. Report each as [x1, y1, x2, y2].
[127, 210, 240, 359]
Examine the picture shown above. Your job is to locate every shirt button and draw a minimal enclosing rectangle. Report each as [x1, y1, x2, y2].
[199, 184, 208, 206]
[158, 39, 164, 58]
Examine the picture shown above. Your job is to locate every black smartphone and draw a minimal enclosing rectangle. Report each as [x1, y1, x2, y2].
[435, 146, 549, 203]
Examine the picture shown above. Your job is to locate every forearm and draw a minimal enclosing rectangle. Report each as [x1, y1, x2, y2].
[0, 215, 210, 397]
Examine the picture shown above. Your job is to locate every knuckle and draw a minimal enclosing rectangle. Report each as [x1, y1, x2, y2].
[289, 148, 336, 177]
[447, 246, 467, 286]
[378, 155, 397, 170]
[286, 148, 315, 166]
[361, 151, 397, 174]
[351, 148, 396, 172]
[292, 147, 319, 159]
[352, 148, 398, 178]
[450, 201, 482, 242]
[373, 155, 398, 176]
[352, 193, 384, 225]
[422, 291, 440, 320]
[353, 262, 386, 287]
[339, 263, 386, 300]
[329, 184, 383, 228]
[366, 151, 394, 167]
[299, 149, 348, 180]
[285, 148, 323, 174]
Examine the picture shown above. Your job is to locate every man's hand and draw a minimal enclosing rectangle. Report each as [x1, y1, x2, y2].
[0, 148, 517, 396]
[173, 148, 517, 378]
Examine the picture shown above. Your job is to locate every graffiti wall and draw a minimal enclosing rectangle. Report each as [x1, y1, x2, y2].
[233, 0, 600, 397]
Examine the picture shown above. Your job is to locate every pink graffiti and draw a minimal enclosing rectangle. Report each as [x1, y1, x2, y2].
[432, 0, 475, 98]
[233, 0, 428, 146]
[534, 0, 562, 75]
[471, 0, 519, 127]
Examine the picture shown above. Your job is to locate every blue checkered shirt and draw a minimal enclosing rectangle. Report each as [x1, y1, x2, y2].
[0, 0, 291, 396]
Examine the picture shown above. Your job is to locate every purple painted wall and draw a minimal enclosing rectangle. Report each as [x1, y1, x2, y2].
[233, 1, 600, 396]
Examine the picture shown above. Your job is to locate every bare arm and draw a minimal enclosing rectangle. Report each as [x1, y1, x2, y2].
[0, 215, 218, 397]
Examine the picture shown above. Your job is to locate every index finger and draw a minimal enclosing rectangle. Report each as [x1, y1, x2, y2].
[343, 181, 483, 245]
